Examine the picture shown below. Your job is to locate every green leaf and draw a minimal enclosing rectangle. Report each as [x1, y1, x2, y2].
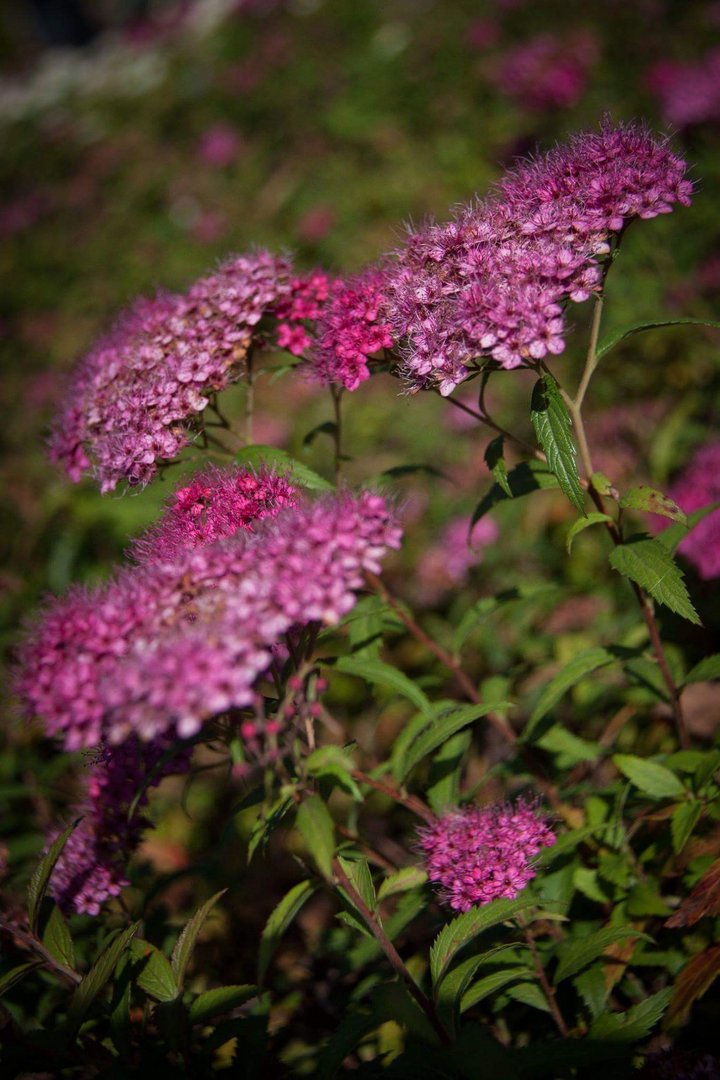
[537, 725, 601, 766]
[398, 701, 510, 782]
[306, 745, 362, 800]
[554, 926, 648, 984]
[484, 436, 512, 497]
[171, 890, 226, 988]
[530, 374, 585, 513]
[377, 866, 428, 901]
[525, 647, 620, 736]
[27, 819, 79, 933]
[672, 801, 703, 854]
[609, 535, 700, 625]
[566, 512, 613, 552]
[376, 462, 450, 483]
[334, 655, 431, 714]
[296, 795, 335, 880]
[613, 754, 685, 799]
[684, 654, 720, 685]
[302, 421, 337, 448]
[247, 794, 294, 862]
[233, 445, 333, 491]
[620, 486, 687, 524]
[451, 584, 559, 654]
[596, 318, 720, 362]
[589, 987, 672, 1041]
[136, 944, 178, 1003]
[471, 460, 559, 525]
[430, 896, 532, 988]
[427, 729, 472, 813]
[189, 984, 257, 1025]
[435, 944, 519, 1029]
[41, 904, 75, 969]
[656, 502, 720, 554]
[336, 854, 377, 913]
[258, 879, 317, 983]
[350, 890, 425, 967]
[591, 471, 615, 496]
[460, 967, 532, 1013]
[574, 966, 609, 1020]
[66, 923, 140, 1032]
[507, 981, 552, 1013]
[626, 883, 671, 917]
[0, 960, 43, 998]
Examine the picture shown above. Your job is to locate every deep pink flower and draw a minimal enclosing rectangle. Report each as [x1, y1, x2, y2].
[198, 123, 242, 168]
[418, 801, 556, 912]
[491, 32, 597, 111]
[647, 51, 720, 128]
[307, 269, 395, 390]
[655, 441, 720, 580]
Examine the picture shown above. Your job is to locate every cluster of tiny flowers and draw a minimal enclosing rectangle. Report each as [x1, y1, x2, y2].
[274, 270, 331, 356]
[490, 32, 596, 111]
[132, 465, 298, 564]
[17, 477, 401, 749]
[383, 121, 692, 394]
[308, 269, 395, 390]
[50, 734, 191, 915]
[657, 441, 720, 580]
[417, 801, 556, 912]
[49, 251, 293, 492]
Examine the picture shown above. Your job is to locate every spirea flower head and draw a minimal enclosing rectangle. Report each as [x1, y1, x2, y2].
[50, 734, 191, 915]
[656, 441, 720, 580]
[384, 121, 692, 394]
[17, 483, 401, 749]
[307, 269, 395, 390]
[417, 800, 556, 912]
[49, 250, 293, 493]
[491, 32, 597, 111]
[132, 464, 298, 564]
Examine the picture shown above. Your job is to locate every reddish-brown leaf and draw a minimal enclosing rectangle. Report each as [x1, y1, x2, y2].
[666, 944, 720, 1028]
[666, 858, 720, 928]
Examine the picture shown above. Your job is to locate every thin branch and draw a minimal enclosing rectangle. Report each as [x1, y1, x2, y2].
[518, 915, 568, 1037]
[349, 768, 436, 825]
[0, 917, 81, 987]
[331, 384, 344, 486]
[439, 391, 541, 460]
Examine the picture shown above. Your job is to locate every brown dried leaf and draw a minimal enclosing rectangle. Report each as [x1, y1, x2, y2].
[666, 858, 720, 928]
[666, 944, 720, 1028]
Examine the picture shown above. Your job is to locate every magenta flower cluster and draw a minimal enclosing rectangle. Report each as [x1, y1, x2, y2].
[418, 801, 556, 912]
[309, 269, 395, 391]
[491, 32, 597, 111]
[50, 735, 190, 915]
[49, 250, 294, 492]
[660, 441, 720, 580]
[18, 470, 401, 750]
[648, 50, 720, 129]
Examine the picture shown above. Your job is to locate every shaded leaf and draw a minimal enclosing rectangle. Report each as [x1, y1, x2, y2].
[471, 460, 559, 525]
[137, 944, 178, 1003]
[666, 858, 720, 928]
[484, 436, 512, 497]
[335, 655, 431, 714]
[67, 923, 139, 1032]
[530, 374, 585, 512]
[27, 819, 79, 933]
[430, 896, 532, 988]
[657, 502, 720, 554]
[258, 879, 317, 983]
[377, 866, 428, 901]
[525, 647, 619, 736]
[620, 485, 686, 523]
[303, 421, 337, 448]
[537, 725, 601, 766]
[590, 988, 672, 1040]
[0, 960, 43, 998]
[234, 445, 333, 491]
[666, 945, 720, 1028]
[398, 701, 510, 782]
[554, 927, 648, 984]
[613, 754, 685, 799]
[566, 512, 613, 552]
[684, 654, 720, 685]
[190, 984, 257, 1025]
[596, 317, 720, 361]
[672, 801, 703, 854]
[41, 904, 75, 969]
[609, 536, 700, 625]
[171, 890, 226, 987]
[297, 795, 335, 881]
[460, 967, 532, 1013]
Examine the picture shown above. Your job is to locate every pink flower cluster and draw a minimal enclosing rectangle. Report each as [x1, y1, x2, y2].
[308, 269, 395, 391]
[49, 251, 293, 492]
[660, 441, 720, 580]
[50, 735, 190, 915]
[132, 464, 297, 563]
[491, 32, 597, 111]
[274, 270, 331, 356]
[385, 122, 692, 394]
[647, 51, 720, 129]
[418, 801, 556, 912]
[17, 472, 401, 750]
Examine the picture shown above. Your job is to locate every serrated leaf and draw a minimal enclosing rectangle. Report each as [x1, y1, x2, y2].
[666, 945, 720, 1028]
[484, 436, 512, 497]
[189, 984, 257, 1025]
[574, 965, 609, 1020]
[525, 647, 619, 736]
[609, 535, 700, 624]
[430, 896, 532, 988]
[297, 795, 335, 880]
[306, 745, 362, 800]
[427, 729, 472, 813]
[506, 980, 551, 1013]
[0, 960, 43, 998]
[566, 512, 613, 552]
[530, 374, 585, 513]
[591, 987, 673, 1041]
[435, 944, 518, 1031]
[377, 866, 428, 901]
[41, 904, 75, 969]
[596, 317, 720, 362]
[337, 855, 376, 913]
[258, 879, 317, 982]
[656, 501, 720, 554]
[626, 883, 671, 917]
[398, 701, 510, 782]
[137, 944, 178, 1003]
[349, 889, 425, 967]
[171, 890, 226, 988]
[554, 926, 648, 984]
[27, 819, 79, 933]
[234, 445, 333, 491]
[671, 801, 703, 854]
[471, 460, 559, 525]
[620, 486, 687, 523]
[460, 967, 532, 1013]
[334, 656, 431, 714]
[66, 923, 139, 1032]
[684, 654, 720, 685]
[613, 754, 685, 799]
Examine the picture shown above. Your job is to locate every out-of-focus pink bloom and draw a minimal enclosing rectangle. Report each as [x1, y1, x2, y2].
[416, 515, 499, 604]
[192, 210, 227, 244]
[0, 193, 47, 237]
[198, 124, 242, 168]
[491, 32, 597, 111]
[655, 441, 720, 580]
[465, 18, 500, 51]
[418, 800, 556, 912]
[296, 204, 336, 244]
[647, 51, 720, 128]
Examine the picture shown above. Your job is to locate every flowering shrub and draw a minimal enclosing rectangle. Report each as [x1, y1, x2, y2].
[3, 118, 720, 1078]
